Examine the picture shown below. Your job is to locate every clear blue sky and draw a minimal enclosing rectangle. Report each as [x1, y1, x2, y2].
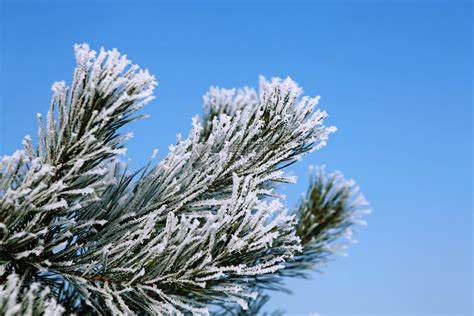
[0, 1, 472, 315]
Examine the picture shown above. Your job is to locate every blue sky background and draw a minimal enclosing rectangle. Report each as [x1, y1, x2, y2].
[0, 1, 472, 315]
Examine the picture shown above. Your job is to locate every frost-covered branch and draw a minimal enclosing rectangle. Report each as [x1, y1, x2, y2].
[286, 166, 371, 277]
[0, 43, 368, 315]
[212, 167, 370, 315]
[127, 76, 335, 217]
[43, 76, 336, 314]
[0, 44, 156, 311]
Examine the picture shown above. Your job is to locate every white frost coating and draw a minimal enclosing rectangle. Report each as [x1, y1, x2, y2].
[61, 187, 95, 196]
[42, 199, 68, 211]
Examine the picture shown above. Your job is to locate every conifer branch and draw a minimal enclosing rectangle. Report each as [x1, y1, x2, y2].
[0, 44, 368, 315]
[212, 167, 370, 315]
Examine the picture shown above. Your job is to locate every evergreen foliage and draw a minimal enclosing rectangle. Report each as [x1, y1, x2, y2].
[0, 44, 369, 315]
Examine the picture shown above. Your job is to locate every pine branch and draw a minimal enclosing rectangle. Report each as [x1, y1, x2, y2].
[0, 43, 368, 315]
[213, 167, 370, 314]
[36, 76, 335, 314]
[286, 166, 370, 277]
[132, 77, 333, 220]
[0, 44, 156, 310]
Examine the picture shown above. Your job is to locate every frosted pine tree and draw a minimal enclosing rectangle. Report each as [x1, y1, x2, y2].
[0, 44, 370, 315]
